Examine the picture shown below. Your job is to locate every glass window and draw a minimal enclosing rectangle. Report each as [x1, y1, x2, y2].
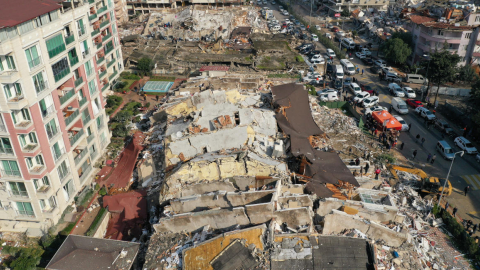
[39, 199, 46, 209]
[51, 57, 69, 80]
[26, 157, 33, 169]
[33, 71, 47, 93]
[16, 202, 34, 217]
[2, 160, 20, 176]
[88, 79, 97, 95]
[18, 20, 34, 35]
[35, 155, 44, 165]
[45, 118, 58, 139]
[49, 11, 59, 21]
[0, 58, 3, 71]
[21, 108, 31, 121]
[25, 46, 40, 69]
[6, 55, 16, 70]
[77, 19, 85, 35]
[40, 14, 51, 25]
[9, 181, 27, 196]
[45, 34, 65, 58]
[19, 133, 37, 148]
[0, 138, 12, 154]
[3, 85, 12, 99]
[63, 179, 75, 200]
[49, 196, 57, 208]
[57, 160, 69, 181]
[84, 60, 93, 77]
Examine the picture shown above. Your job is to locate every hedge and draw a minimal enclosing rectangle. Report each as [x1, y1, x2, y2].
[278, 1, 346, 60]
[86, 208, 107, 236]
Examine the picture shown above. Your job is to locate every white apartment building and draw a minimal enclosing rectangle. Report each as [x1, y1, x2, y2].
[0, 0, 123, 236]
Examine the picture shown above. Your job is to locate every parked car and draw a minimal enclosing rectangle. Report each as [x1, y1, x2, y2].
[374, 59, 387, 67]
[326, 63, 334, 75]
[282, 10, 289, 16]
[435, 119, 454, 135]
[311, 34, 318, 41]
[325, 33, 332, 39]
[311, 58, 325, 65]
[362, 96, 379, 108]
[382, 67, 398, 75]
[362, 58, 373, 65]
[393, 115, 409, 131]
[406, 99, 423, 108]
[326, 49, 336, 58]
[360, 48, 371, 56]
[353, 92, 370, 103]
[310, 54, 324, 62]
[365, 105, 387, 115]
[454, 136, 478, 154]
[388, 83, 404, 97]
[332, 27, 339, 32]
[343, 77, 352, 86]
[320, 93, 339, 102]
[333, 79, 342, 89]
[385, 73, 402, 83]
[300, 25, 306, 31]
[355, 52, 366, 59]
[349, 83, 362, 95]
[316, 25, 321, 30]
[360, 84, 374, 94]
[402, 87, 416, 98]
[415, 107, 436, 120]
[297, 43, 314, 50]
[370, 66, 382, 74]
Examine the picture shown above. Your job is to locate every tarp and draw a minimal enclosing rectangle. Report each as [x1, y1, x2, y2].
[372, 110, 402, 131]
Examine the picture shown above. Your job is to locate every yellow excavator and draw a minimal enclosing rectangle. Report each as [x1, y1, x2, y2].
[388, 165, 452, 197]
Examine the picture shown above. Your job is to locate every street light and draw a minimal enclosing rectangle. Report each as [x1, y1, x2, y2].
[437, 150, 464, 207]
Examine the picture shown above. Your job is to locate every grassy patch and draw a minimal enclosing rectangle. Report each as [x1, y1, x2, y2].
[150, 76, 176, 81]
[295, 55, 304, 62]
[115, 79, 136, 93]
[59, 222, 75, 236]
[120, 72, 140, 80]
[86, 208, 107, 237]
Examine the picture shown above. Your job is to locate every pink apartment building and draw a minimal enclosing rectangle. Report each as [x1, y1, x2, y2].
[0, 0, 123, 236]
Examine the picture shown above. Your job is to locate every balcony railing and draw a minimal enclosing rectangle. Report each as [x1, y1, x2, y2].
[21, 143, 39, 152]
[28, 56, 42, 69]
[70, 129, 85, 146]
[14, 120, 32, 129]
[97, 6, 108, 14]
[100, 19, 110, 29]
[36, 185, 51, 194]
[99, 70, 107, 79]
[78, 26, 86, 37]
[91, 28, 100, 37]
[1, 169, 22, 178]
[65, 34, 75, 45]
[87, 133, 95, 143]
[97, 56, 105, 64]
[35, 80, 48, 94]
[88, 13, 97, 21]
[54, 67, 71, 82]
[0, 147, 14, 155]
[29, 164, 46, 174]
[82, 113, 92, 125]
[58, 168, 70, 183]
[59, 88, 76, 105]
[75, 76, 84, 88]
[53, 147, 66, 162]
[47, 126, 60, 140]
[102, 83, 109, 92]
[48, 44, 66, 59]
[65, 109, 80, 127]
[82, 48, 90, 59]
[7, 93, 25, 103]
[74, 148, 89, 165]
[96, 42, 102, 49]
[105, 45, 114, 55]
[79, 97, 88, 108]
[79, 164, 92, 183]
[42, 104, 56, 119]
[102, 33, 112, 41]
[69, 56, 79, 67]
[109, 70, 118, 80]
[107, 57, 115, 68]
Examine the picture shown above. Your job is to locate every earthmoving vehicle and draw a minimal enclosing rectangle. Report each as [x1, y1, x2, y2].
[388, 165, 452, 197]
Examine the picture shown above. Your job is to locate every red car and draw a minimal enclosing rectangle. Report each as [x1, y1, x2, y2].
[406, 99, 423, 108]
[360, 84, 374, 94]
[332, 27, 339, 32]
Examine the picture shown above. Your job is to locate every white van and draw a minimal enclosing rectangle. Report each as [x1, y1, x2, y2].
[319, 92, 339, 102]
[271, 25, 281, 31]
[391, 97, 408, 114]
[405, 74, 427, 84]
[340, 59, 355, 75]
[335, 65, 344, 79]
[341, 38, 356, 50]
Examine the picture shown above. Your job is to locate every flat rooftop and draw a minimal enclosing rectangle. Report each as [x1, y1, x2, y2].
[0, 0, 61, 28]
[142, 81, 174, 93]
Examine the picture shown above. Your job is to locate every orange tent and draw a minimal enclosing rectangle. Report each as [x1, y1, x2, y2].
[372, 110, 402, 131]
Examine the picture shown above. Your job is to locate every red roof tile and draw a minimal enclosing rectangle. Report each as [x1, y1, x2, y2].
[408, 15, 436, 25]
[0, 0, 61, 28]
[199, 66, 230, 72]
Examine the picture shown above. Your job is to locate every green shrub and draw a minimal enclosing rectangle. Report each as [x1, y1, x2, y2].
[377, 153, 396, 164]
[7, 248, 44, 270]
[112, 123, 128, 137]
[99, 187, 107, 196]
[106, 95, 123, 108]
[59, 223, 75, 236]
[114, 81, 128, 90]
[150, 76, 176, 81]
[113, 110, 133, 122]
[295, 55, 304, 62]
[86, 208, 107, 237]
[120, 72, 140, 80]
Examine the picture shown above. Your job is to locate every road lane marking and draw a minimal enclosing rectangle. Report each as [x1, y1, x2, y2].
[461, 174, 480, 190]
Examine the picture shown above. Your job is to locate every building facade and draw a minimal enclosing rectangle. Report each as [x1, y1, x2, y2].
[0, 0, 123, 236]
[322, 0, 388, 15]
[125, 0, 245, 14]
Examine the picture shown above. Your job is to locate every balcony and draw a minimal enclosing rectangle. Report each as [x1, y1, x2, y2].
[1, 169, 22, 178]
[0, 70, 20, 83]
[82, 112, 92, 125]
[107, 57, 115, 68]
[69, 129, 85, 146]
[96, 42, 103, 50]
[36, 185, 51, 194]
[21, 142, 40, 153]
[97, 56, 105, 64]
[105, 45, 114, 55]
[69, 56, 79, 67]
[99, 70, 107, 79]
[87, 133, 95, 143]
[109, 70, 118, 80]
[42, 205, 58, 214]
[0, 147, 14, 156]
[97, 6, 108, 14]
[102, 33, 112, 41]
[102, 83, 109, 92]
[59, 88, 76, 105]
[54, 66, 71, 82]
[90, 149, 98, 160]
[82, 48, 91, 59]
[88, 13, 97, 21]
[29, 164, 46, 175]
[41, 104, 56, 119]
[47, 126, 60, 140]
[58, 168, 71, 183]
[48, 44, 67, 59]
[100, 18, 110, 29]
[28, 56, 42, 70]
[64, 109, 81, 127]
[74, 148, 89, 165]
[91, 28, 100, 37]
[79, 97, 88, 108]
[53, 146, 66, 162]
[35, 80, 48, 94]
[65, 34, 75, 45]
[75, 76, 84, 88]
[14, 119, 33, 130]
[79, 161, 93, 183]
[78, 26, 86, 37]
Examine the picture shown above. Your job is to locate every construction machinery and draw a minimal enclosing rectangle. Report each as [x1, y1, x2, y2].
[388, 165, 452, 197]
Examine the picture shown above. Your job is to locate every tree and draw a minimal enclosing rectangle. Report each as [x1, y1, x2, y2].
[8, 248, 43, 270]
[470, 80, 480, 104]
[341, 9, 350, 17]
[112, 124, 128, 137]
[382, 38, 412, 65]
[391, 32, 413, 48]
[457, 65, 478, 84]
[113, 110, 133, 122]
[137, 57, 153, 74]
[424, 50, 461, 105]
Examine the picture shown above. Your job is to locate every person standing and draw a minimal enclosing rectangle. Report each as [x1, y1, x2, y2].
[355, 158, 360, 166]
[421, 137, 425, 146]
[445, 201, 449, 211]
[465, 186, 470, 196]
[427, 153, 432, 162]
[416, 134, 420, 143]
[375, 168, 381, 180]
[453, 207, 458, 217]
[431, 154, 436, 164]
[156, 95, 159, 102]
[365, 162, 370, 174]
[400, 142, 405, 150]
[412, 149, 418, 160]
[408, 123, 412, 132]
[362, 69, 364, 75]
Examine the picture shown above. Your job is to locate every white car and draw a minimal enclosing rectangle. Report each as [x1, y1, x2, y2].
[355, 52, 366, 59]
[349, 83, 362, 95]
[382, 67, 398, 75]
[393, 115, 409, 131]
[316, 25, 321, 30]
[283, 11, 289, 16]
[310, 54, 323, 62]
[360, 48, 371, 56]
[365, 105, 387, 115]
[326, 48, 336, 58]
[320, 93, 339, 102]
[388, 83, 404, 97]
[311, 59, 325, 65]
[402, 87, 416, 98]
[362, 96, 379, 108]
[415, 107, 436, 120]
[325, 33, 332, 39]
[353, 91, 370, 103]
[312, 34, 319, 42]
[454, 136, 478, 154]
[374, 60, 387, 68]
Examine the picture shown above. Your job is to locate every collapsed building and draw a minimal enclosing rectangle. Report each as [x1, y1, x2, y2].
[137, 78, 470, 269]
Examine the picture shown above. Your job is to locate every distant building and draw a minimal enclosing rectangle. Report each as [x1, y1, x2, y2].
[0, 0, 123, 236]
[323, 0, 389, 16]
[125, 0, 246, 14]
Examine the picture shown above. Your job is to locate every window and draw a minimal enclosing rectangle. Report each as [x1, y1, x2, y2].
[16, 202, 34, 217]
[57, 160, 69, 181]
[96, 115, 102, 129]
[68, 48, 79, 66]
[19, 132, 37, 148]
[476, 15, 480, 22]
[52, 57, 70, 82]
[2, 160, 20, 176]
[52, 142, 64, 161]
[4, 83, 22, 100]
[17, 20, 34, 35]
[0, 58, 3, 71]
[6, 55, 16, 70]
[112, 22, 117, 35]
[89, 143, 97, 156]
[49, 11, 59, 21]
[0, 138, 13, 154]
[40, 13, 51, 25]
[48, 196, 57, 208]
[88, 79, 97, 95]
[92, 98, 100, 115]
[45, 118, 59, 139]
[81, 40, 89, 58]
[466, 32, 472, 39]
[39, 199, 46, 209]
[26, 155, 44, 170]
[25, 45, 41, 69]
[84, 60, 93, 77]
[9, 182, 27, 197]
[39, 96, 55, 118]
[62, 179, 75, 201]
[34, 176, 50, 190]
[77, 18, 85, 36]
[33, 71, 47, 93]
[437, 30, 444, 36]
[11, 108, 31, 125]
[45, 34, 66, 58]
[116, 49, 120, 59]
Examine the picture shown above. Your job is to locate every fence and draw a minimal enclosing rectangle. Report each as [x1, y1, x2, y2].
[421, 85, 471, 97]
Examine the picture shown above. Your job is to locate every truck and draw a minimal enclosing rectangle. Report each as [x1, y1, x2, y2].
[388, 165, 452, 198]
